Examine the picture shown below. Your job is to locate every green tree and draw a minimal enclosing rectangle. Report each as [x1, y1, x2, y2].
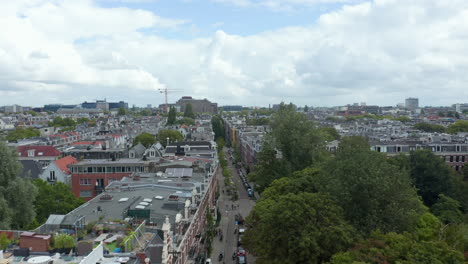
[407, 150, 456, 207]
[438, 111, 445, 117]
[133, 133, 157, 148]
[243, 192, 355, 264]
[54, 233, 76, 249]
[5, 178, 38, 229]
[175, 117, 195, 126]
[321, 137, 425, 235]
[48, 117, 76, 128]
[303, 105, 309, 112]
[248, 139, 292, 192]
[330, 231, 464, 264]
[246, 117, 270, 126]
[270, 103, 326, 172]
[393, 116, 411, 123]
[413, 122, 446, 133]
[118, 107, 126, 116]
[0, 142, 23, 188]
[167, 106, 176, 125]
[184, 103, 195, 119]
[0, 233, 11, 250]
[446, 120, 468, 134]
[0, 142, 38, 229]
[211, 115, 225, 140]
[76, 117, 90, 124]
[157, 130, 184, 147]
[6, 127, 41, 142]
[319, 126, 340, 141]
[431, 194, 463, 224]
[32, 179, 85, 225]
[27, 110, 38, 116]
[0, 197, 12, 229]
[455, 112, 460, 119]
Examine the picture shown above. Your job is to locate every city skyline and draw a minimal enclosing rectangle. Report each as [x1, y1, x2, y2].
[1, 0, 468, 107]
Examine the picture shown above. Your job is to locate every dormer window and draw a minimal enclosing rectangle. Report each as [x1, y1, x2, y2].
[28, 149, 35, 157]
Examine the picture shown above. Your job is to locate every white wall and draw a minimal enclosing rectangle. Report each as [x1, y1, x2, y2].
[80, 242, 103, 264]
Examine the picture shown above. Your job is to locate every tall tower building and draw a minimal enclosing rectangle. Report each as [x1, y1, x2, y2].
[405, 97, 419, 111]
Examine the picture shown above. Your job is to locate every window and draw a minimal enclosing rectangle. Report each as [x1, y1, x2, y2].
[80, 179, 92, 185]
[28, 150, 35, 157]
[450, 156, 454, 162]
[87, 167, 92, 173]
[49, 171, 56, 181]
[456, 145, 461, 152]
[456, 156, 460, 162]
[80, 190, 92, 197]
[463, 156, 466, 163]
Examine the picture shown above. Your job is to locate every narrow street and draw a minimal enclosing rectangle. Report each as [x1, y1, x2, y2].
[210, 147, 257, 264]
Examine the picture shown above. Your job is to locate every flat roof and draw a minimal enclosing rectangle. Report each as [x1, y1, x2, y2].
[62, 171, 208, 228]
[165, 168, 193, 178]
[71, 159, 147, 166]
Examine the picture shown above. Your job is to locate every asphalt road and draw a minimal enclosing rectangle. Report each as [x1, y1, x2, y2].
[210, 147, 257, 264]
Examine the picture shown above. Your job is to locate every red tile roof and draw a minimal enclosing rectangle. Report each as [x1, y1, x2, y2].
[54, 156, 78, 174]
[17, 146, 61, 157]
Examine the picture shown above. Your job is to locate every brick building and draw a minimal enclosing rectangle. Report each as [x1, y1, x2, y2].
[176, 96, 218, 114]
[69, 159, 148, 200]
[19, 232, 51, 252]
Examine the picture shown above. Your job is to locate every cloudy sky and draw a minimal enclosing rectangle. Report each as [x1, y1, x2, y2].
[1, 0, 468, 108]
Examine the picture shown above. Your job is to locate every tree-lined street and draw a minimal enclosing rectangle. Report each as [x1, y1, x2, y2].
[210, 147, 256, 263]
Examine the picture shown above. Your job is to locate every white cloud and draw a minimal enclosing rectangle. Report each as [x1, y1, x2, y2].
[1, 0, 468, 107]
[213, 0, 363, 12]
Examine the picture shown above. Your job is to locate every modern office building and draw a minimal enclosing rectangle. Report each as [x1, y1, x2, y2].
[405, 98, 419, 111]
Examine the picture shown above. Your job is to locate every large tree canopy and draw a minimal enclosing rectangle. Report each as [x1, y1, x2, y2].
[249, 103, 327, 191]
[133, 133, 157, 148]
[330, 231, 464, 264]
[320, 136, 425, 235]
[269, 103, 327, 172]
[243, 192, 354, 264]
[184, 103, 195, 119]
[32, 179, 85, 225]
[0, 142, 37, 229]
[211, 115, 225, 140]
[157, 130, 184, 147]
[167, 106, 176, 125]
[6, 127, 40, 142]
[408, 150, 456, 207]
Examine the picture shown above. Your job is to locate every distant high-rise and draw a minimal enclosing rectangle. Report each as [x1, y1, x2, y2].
[405, 97, 419, 111]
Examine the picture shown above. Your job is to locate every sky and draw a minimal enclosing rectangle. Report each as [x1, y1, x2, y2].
[1, 0, 468, 108]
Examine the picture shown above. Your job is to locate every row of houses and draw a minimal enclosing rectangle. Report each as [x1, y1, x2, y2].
[3, 113, 220, 264]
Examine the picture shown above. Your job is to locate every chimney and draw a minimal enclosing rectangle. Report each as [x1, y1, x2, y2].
[184, 199, 191, 219]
